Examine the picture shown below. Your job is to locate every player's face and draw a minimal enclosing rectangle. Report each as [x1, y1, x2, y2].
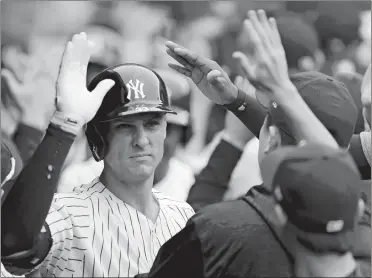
[105, 113, 167, 183]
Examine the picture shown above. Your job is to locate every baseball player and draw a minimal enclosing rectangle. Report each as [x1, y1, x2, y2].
[1, 33, 194, 277]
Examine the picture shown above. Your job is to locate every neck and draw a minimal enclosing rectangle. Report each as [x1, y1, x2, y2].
[295, 246, 356, 277]
[100, 166, 159, 222]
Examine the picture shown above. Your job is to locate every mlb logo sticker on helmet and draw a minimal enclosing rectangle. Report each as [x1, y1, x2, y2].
[126, 79, 146, 100]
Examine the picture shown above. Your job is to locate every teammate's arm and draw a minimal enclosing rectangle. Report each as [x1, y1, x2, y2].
[164, 40, 266, 140]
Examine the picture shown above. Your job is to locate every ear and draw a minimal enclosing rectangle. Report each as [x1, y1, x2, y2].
[264, 125, 281, 154]
[357, 198, 365, 221]
[274, 204, 288, 227]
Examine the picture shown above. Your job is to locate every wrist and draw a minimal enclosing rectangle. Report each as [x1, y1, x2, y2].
[274, 83, 301, 106]
[50, 111, 85, 135]
[223, 87, 248, 111]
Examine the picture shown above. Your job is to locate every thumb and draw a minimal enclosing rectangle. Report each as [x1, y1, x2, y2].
[234, 75, 244, 87]
[1, 68, 23, 94]
[92, 79, 116, 101]
[207, 70, 228, 92]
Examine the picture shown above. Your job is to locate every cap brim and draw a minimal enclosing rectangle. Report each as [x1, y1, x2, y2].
[295, 227, 356, 253]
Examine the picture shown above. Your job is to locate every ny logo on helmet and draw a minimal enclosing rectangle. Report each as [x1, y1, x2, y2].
[126, 79, 146, 100]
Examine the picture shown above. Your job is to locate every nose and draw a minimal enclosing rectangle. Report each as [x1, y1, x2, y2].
[133, 125, 149, 148]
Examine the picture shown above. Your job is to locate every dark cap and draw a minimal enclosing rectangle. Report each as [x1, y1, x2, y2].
[257, 71, 358, 148]
[334, 72, 365, 134]
[261, 143, 362, 253]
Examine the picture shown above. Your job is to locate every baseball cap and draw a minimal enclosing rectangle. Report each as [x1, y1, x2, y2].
[261, 143, 362, 253]
[256, 71, 358, 148]
[334, 72, 365, 134]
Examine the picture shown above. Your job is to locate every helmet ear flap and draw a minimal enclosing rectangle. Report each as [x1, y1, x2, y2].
[86, 122, 108, 162]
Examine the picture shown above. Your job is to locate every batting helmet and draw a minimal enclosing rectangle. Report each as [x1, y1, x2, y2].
[86, 63, 176, 161]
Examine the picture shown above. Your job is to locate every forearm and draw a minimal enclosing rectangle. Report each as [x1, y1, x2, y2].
[13, 123, 45, 164]
[2, 123, 76, 254]
[277, 86, 339, 148]
[187, 139, 243, 211]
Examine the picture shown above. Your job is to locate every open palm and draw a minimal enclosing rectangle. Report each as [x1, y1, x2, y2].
[165, 41, 237, 105]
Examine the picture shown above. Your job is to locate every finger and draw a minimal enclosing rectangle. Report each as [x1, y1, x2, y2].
[232, 51, 255, 81]
[1, 69, 23, 95]
[257, 10, 274, 45]
[69, 33, 83, 63]
[80, 39, 95, 79]
[79, 34, 93, 68]
[243, 19, 265, 56]
[166, 49, 193, 70]
[173, 48, 214, 74]
[165, 41, 185, 52]
[207, 70, 229, 92]
[59, 41, 73, 72]
[234, 75, 244, 87]
[92, 79, 115, 100]
[269, 18, 282, 46]
[247, 11, 270, 52]
[168, 63, 192, 78]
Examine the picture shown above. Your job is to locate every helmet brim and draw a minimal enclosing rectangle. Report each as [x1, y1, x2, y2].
[99, 104, 176, 123]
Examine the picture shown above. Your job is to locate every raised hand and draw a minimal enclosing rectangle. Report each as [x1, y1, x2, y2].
[232, 10, 295, 101]
[1, 52, 57, 130]
[55, 32, 115, 125]
[165, 41, 238, 105]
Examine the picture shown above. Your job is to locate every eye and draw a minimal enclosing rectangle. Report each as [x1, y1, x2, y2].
[115, 123, 131, 129]
[145, 120, 161, 129]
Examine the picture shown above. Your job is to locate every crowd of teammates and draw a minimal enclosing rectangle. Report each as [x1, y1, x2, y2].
[1, 3, 371, 278]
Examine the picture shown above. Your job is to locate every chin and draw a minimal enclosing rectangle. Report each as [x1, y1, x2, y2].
[127, 164, 156, 180]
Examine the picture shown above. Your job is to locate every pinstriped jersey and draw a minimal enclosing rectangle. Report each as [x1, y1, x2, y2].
[27, 178, 194, 277]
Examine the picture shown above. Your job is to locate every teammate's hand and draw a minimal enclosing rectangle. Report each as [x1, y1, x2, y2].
[55, 32, 115, 124]
[1, 55, 56, 130]
[232, 10, 294, 99]
[165, 41, 238, 105]
[234, 75, 256, 99]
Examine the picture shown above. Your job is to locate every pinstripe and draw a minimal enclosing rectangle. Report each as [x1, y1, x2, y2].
[160, 210, 172, 237]
[14, 179, 194, 277]
[136, 211, 149, 264]
[116, 202, 131, 277]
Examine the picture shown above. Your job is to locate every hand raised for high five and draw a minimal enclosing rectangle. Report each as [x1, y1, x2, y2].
[233, 10, 295, 102]
[165, 41, 238, 105]
[55, 32, 115, 127]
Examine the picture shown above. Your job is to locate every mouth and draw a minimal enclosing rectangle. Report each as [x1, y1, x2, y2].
[130, 153, 152, 158]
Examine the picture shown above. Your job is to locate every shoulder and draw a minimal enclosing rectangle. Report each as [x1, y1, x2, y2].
[153, 189, 194, 210]
[190, 198, 270, 239]
[48, 180, 102, 218]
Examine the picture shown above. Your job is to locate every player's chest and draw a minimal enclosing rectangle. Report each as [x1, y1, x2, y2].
[83, 198, 183, 250]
